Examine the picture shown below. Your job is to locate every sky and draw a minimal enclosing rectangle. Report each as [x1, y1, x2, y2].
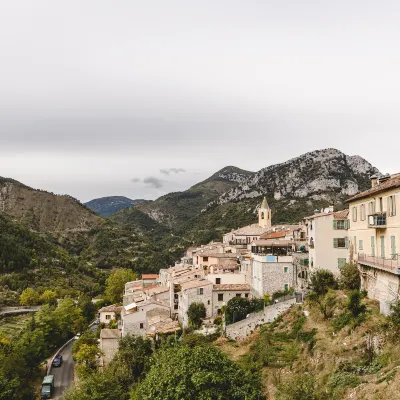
[1, 1, 400, 202]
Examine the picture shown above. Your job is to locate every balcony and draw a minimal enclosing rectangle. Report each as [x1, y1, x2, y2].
[358, 253, 400, 275]
[368, 213, 387, 228]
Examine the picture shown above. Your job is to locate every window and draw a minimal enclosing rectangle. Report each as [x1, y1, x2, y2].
[333, 238, 348, 248]
[371, 236, 375, 256]
[218, 293, 224, 301]
[203, 256, 208, 262]
[352, 206, 357, 222]
[197, 288, 204, 295]
[333, 220, 349, 230]
[245, 293, 249, 298]
[174, 304, 178, 310]
[354, 236, 357, 253]
[284, 266, 289, 273]
[338, 258, 346, 268]
[379, 197, 383, 212]
[360, 204, 366, 221]
[140, 323, 144, 329]
[236, 293, 241, 297]
[216, 278, 221, 284]
[207, 300, 210, 305]
[284, 284, 289, 291]
[388, 195, 397, 217]
[106, 314, 111, 320]
[217, 309, 222, 315]
[359, 240, 363, 250]
[391, 236, 396, 256]
[368, 201, 376, 215]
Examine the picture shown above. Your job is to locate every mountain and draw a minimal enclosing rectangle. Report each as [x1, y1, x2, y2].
[0, 177, 101, 232]
[130, 149, 380, 243]
[84, 196, 149, 217]
[135, 166, 255, 228]
[214, 148, 378, 206]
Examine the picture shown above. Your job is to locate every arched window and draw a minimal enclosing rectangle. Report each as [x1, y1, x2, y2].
[261, 212, 264, 219]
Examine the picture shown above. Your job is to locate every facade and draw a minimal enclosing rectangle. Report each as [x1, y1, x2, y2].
[212, 284, 251, 316]
[121, 300, 170, 337]
[305, 208, 350, 276]
[141, 274, 159, 286]
[99, 329, 121, 367]
[98, 305, 123, 324]
[347, 174, 400, 314]
[178, 279, 213, 328]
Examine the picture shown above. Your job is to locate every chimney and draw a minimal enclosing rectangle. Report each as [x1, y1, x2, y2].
[370, 174, 378, 188]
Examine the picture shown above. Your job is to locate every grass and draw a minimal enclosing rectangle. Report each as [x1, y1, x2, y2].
[0, 313, 32, 338]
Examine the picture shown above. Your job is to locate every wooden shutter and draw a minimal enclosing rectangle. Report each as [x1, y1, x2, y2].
[345, 237, 349, 249]
[333, 238, 338, 248]
[344, 219, 349, 229]
[388, 197, 391, 216]
[333, 220, 338, 229]
[371, 236, 375, 256]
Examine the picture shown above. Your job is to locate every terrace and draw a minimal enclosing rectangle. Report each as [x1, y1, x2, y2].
[358, 253, 400, 275]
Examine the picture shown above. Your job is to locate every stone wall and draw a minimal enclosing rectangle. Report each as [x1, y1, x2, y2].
[225, 297, 296, 341]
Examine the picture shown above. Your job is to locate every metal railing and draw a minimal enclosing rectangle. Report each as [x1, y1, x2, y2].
[358, 253, 400, 274]
[368, 213, 387, 228]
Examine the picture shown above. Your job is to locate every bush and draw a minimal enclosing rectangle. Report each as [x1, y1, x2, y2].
[276, 373, 319, 400]
[339, 262, 361, 290]
[310, 270, 337, 296]
[187, 302, 206, 329]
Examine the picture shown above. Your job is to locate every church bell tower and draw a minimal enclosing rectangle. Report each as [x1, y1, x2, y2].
[258, 197, 271, 229]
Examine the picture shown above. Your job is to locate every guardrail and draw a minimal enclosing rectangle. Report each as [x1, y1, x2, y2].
[358, 253, 400, 274]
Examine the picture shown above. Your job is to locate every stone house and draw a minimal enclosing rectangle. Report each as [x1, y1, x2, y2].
[99, 329, 121, 367]
[178, 279, 213, 329]
[121, 299, 170, 337]
[141, 274, 159, 286]
[212, 284, 251, 316]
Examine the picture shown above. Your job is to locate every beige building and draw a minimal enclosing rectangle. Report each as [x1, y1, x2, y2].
[98, 305, 123, 324]
[347, 174, 400, 314]
[304, 208, 350, 276]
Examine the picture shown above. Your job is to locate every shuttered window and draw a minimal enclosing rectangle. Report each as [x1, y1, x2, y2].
[333, 238, 347, 248]
[354, 236, 357, 253]
[352, 207, 357, 222]
[359, 240, 363, 250]
[338, 258, 346, 268]
[371, 236, 375, 256]
[388, 195, 396, 217]
[391, 236, 396, 256]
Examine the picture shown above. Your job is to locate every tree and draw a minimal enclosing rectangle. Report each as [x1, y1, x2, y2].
[310, 270, 337, 296]
[75, 344, 102, 378]
[226, 297, 251, 324]
[187, 302, 206, 329]
[105, 268, 138, 303]
[308, 289, 337, 319]
[347, 290, 366, 318]
[19, 288, 39, 306]
[132, 345, 263, 400]
[40, 290, 57, 306]
[339, 262, 361, 291]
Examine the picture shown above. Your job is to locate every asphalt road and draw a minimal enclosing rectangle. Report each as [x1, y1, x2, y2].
[52, 339, 74, 399]
[52, 323, 98, 399]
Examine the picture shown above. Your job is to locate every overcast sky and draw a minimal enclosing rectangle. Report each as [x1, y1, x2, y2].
[1, 1, 400, 202]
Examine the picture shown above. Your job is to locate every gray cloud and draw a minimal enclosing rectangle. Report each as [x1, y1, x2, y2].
[143, 177, 165, 189]
[131, 178, 141, 183]
[160, 168, 186, 175]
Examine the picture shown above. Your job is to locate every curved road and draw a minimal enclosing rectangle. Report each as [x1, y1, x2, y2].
[52, 340, 75, 399]
[51, 323, 98, 399]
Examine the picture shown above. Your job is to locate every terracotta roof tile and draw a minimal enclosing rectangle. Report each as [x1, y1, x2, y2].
[213, 284, 250, 291]
[333, 210, 349, 219]
[347, 178, 400, 202]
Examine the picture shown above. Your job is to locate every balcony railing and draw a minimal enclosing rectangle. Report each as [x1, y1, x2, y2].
[358, 253, 400, 274]
[368, 213, 387, 228]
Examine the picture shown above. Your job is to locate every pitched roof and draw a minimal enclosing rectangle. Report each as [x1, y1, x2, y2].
[251, 239, 294, 246]
[100, 329, 121, 339]
[181, 279, 213, 290]
[261, 197, 269, 209]
[261, 231, 289, 239]
[333, 209, 349, 219]
[213, 284, 250, 291]
[98, 304, 123, 313]
[347, 177, 400, 202]
[141, 274, 159, 279]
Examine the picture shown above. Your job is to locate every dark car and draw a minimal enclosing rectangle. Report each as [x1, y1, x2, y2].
[52, 354, 63, 367]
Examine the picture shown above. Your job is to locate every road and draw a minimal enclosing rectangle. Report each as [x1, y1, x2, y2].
[52, 339, 75, 399]
[52, 323, 98, 399]
[0, 306, 41, 316]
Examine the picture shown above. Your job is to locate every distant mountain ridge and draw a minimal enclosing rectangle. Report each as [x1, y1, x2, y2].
[132, 149, 380, 232]
[84, 196, 149, 217]
[0, 176, 101, 232]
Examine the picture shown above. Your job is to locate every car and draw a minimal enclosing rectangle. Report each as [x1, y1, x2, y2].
[73, 333, 81, 340]
[95, 318, 100, 324]
[52, 354, 63, 367]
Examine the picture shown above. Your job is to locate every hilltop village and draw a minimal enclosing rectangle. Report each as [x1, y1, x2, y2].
[98, 173, 400, 365]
